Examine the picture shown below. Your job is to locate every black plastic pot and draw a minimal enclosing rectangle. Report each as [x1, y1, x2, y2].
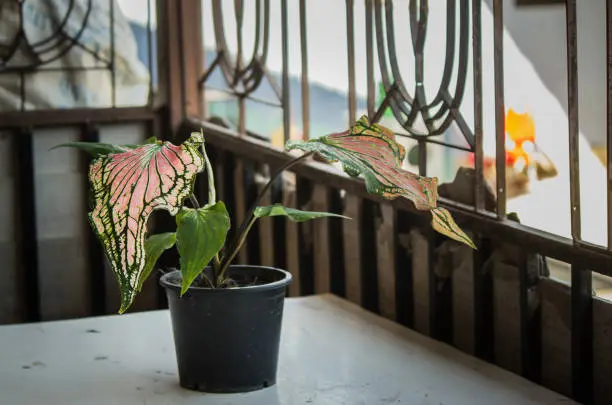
[159, 265, 292, 393]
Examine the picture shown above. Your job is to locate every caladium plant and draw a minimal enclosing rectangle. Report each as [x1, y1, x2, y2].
[56, 115, 474, 313]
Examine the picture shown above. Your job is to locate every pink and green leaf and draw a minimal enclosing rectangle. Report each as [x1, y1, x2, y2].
[431, 208, 476, 249]
[286, 115, 475, 249]
[88, 132, 205, 313]
[285, 115, 437, 210]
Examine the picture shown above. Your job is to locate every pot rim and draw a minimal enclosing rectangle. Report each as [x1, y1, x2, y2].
[159, 265, 293, 294]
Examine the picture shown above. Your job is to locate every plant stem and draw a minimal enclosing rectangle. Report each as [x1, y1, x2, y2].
[201, 141, 216, 205]
[218, 151, 315, 278]
[189, 194, 200, 209]
[200, 137, 222, 277]
[216, 217, 256, 283]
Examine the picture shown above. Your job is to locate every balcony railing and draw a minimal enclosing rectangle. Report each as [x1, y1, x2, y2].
[1, 1, 612, 404]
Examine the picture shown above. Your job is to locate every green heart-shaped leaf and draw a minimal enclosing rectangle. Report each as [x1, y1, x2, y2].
[254, 204, 351, 222]
[176, 202, 231, 295]
[52, 136, 160, 157]
[138, 232, 177, 292]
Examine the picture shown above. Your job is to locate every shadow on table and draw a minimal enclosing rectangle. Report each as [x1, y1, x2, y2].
[150, 376, 282, 404]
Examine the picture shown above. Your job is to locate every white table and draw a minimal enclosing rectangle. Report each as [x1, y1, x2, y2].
[0, 294, 575, 404]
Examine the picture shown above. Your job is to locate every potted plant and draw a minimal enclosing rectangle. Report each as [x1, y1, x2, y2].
[56, 115, 475, 393]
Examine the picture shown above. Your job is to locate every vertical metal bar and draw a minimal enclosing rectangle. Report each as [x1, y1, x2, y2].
[346, 0, 357, 126]
[607, 0, 612, 249]
[566, 0, 581, 241]
[567, 4, 590, 391]
[180, 0, 204, 118]
[365, 0, 375, 119]
[234, 0, 244, 84]
[110, 0, 116, 107]
[14, 129, 40, 322]
[19, 73, 25, 111]
[493, 0, 506, 219]
[238, 97, 246, 136]
[147, 0, 154, 108]
[281, 0, 291, 142]
[418, 139, 427, 176]
[563, 6, 589, 397]
[176, 0, 187, 122]
[571, 265, 593, 403]
[18, 5, 25, 111]
[472, 0, 485, 211]
[299, 0, 310, 140]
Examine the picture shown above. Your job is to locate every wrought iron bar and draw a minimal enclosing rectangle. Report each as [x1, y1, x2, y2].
[147, 0, 154, 108]
[346, 0, 357, 126]
[431, 0, 471, 142]
[405, 0, 432, 132]
[281, 0, 290, 142]
[110, 0, 116, 107]
[300, 0, 310, 140]
[373, 2, 411, 124]
[365, 0, 375, 119]
[565, 2, 592, 403]
[607, 0, 612, 249]
[472, 0, 485, 211]
[233, 0, 245, 88]
[429, 1, 457, 108]
[565, 0, 581, 241]
[493, 0, 506, 219]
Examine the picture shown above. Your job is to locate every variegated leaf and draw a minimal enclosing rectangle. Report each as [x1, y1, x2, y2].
[286, 115, 437, 210]
[286, 115, 475, 249]
[88, 132, 205, 313]
[431, 208, 476, 249]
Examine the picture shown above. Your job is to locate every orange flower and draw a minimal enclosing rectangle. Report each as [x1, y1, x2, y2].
[505, 109, 535, 166]
[464, 108, 536, 169]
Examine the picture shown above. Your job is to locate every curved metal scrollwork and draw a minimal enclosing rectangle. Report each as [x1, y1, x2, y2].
[0, 0, 99, 72]
[201, 0, 281, 101]
[374, 0, 474, 149]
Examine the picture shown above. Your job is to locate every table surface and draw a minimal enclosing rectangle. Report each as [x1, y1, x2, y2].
[0, 294, 574, 405]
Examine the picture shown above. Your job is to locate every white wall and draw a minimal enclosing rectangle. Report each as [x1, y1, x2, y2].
[488, 0, 607, 146]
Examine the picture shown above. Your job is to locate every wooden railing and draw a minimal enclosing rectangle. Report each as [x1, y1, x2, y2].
[182, 117, 612, 405]
[0, 108, 160, 322]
